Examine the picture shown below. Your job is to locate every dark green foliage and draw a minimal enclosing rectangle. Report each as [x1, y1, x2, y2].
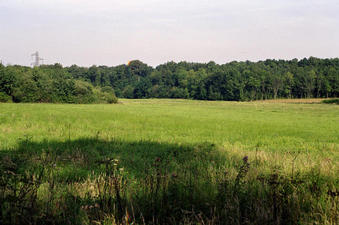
[0, 92, 11, 102]
[0, 63, 118, 104]
[1, 57, 338, 103]
[63, 57, 338, 100]
[322, 98, 339, 104]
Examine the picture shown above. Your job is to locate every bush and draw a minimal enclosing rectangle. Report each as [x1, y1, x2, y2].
[93, 88, 118, 104]
[101, 86, 118, 103]
[322, 98, 339, 105]
[74, 80, 93, 96]
[106, 94, 118, 104]
[0, 92, 12, 102]
[101, 86, 115, 94]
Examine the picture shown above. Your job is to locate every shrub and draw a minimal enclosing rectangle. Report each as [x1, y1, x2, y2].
[106, 94, 118, 104]
[101, 86, 115, 94]
[322, 98, 339, 105]
[93, 88, 118, 104]
[0, 92, 12, 102]
[101, 86, 118, 103]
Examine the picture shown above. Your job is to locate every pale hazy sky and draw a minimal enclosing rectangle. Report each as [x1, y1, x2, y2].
[1, 0, 338, 67]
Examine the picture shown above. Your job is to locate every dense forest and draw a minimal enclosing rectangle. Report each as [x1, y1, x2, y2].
[1, 57, 338, 103]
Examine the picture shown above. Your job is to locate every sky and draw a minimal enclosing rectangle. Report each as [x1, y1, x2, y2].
[0, 0, 339, 67]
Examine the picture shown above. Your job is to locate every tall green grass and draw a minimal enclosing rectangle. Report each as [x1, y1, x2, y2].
[0, 99, 338, 224]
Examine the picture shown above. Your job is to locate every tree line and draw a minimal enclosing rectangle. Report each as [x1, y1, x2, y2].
[0, 63, 117, 103]
[1, 57, 338, 103]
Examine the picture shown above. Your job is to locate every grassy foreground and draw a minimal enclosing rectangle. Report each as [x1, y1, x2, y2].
[0, 99, 338, 224]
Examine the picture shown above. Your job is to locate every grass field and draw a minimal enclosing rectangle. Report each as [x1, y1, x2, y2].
[0, 99, 338, 224]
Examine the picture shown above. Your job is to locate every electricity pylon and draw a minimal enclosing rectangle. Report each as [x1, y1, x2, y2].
[31, 51, 44, 67]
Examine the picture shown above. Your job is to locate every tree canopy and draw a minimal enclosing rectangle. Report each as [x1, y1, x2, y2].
[0, 64, 117, 103]
[1, 57, 338, 103]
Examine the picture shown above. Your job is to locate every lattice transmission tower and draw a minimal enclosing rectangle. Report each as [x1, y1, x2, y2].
[31, 51, 44, 67]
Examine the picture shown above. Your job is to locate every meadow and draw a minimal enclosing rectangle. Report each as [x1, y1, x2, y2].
[0, 99, 338, 225]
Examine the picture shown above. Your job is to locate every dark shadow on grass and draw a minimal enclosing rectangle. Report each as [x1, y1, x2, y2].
[1, 138, 229, 182]
[0, 138, 236, 224]
[0, 138, 337, 225]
